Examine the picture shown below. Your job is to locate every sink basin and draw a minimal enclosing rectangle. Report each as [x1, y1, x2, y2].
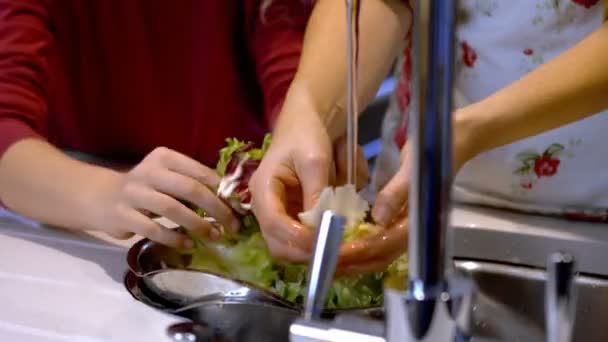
[455, 259, 608, 341]
[139, 259, 608, 341]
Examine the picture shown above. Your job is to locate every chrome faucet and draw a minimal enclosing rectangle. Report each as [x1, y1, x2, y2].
[289, 0, 578, 341]
[291, 1, 466, 340]
[404, 0, 459, 337]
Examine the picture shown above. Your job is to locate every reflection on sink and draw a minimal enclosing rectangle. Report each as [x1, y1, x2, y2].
[455, 259, 608, 341]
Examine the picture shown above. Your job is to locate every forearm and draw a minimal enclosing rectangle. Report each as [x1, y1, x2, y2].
[279, 0, 410, 140]
[458, 22, 608, 162]
[0, 139, 119, 230]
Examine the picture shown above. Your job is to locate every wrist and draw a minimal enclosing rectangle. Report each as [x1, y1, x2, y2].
[276, 83, 346, 142]
[318, 103, 347, 142]
[453, 105, 483, 171]
[80, 165, 123, 231]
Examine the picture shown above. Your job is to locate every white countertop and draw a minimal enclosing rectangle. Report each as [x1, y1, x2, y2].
[0, 209, 182, 342]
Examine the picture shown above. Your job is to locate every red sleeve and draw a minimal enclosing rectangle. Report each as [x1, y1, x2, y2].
[247, 0, 314, 129]
[0, 0, 51, 158]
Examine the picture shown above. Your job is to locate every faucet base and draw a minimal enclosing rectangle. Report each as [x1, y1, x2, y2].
[385, 277, 473, 342]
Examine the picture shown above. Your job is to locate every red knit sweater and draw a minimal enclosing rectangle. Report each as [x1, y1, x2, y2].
[0, 0, 312, 166]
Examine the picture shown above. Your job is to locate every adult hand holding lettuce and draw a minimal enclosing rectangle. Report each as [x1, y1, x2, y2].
[0, 141, 239, 249]
[249, 108, 368, 263]
[249, 0, 410, 274]
[191, 134, 403, 309]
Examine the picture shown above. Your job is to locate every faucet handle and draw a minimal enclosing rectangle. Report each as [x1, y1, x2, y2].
[303, 210, 345, 321]
[545, 252, 577, 342]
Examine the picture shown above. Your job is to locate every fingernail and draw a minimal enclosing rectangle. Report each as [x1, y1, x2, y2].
[373, 207, 389, 226]
[183, 238, 194, 249]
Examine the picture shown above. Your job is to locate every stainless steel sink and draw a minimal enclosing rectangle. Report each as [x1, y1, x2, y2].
[145, 257, 608, 342]
[454, 259, 608, 341]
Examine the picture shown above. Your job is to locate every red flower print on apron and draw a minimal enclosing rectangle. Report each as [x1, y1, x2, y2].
[461, 41, 478, 68]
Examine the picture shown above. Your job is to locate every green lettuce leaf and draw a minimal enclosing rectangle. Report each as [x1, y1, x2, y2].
[189, 231, 387, 308]
[343, 222, 381, 242]
[216, 138, 247, 177]
[216, 134, 272, 176]
[187, 134, 407, 309]
[384, 253, 408, 290]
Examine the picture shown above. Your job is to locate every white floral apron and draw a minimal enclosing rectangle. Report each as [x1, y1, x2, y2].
[370, 0, 608, 221]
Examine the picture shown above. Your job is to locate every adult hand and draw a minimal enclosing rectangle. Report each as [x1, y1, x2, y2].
[93, 147, 240, 248]
[337, 218, 408, 276]
[333, 136, 370, 190]
[335, 143, 408, 276]
[249, 111, 332, 262]
[249, 110, 369, 263]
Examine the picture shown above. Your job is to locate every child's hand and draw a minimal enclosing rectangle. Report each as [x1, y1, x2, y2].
[372, 142, 411, 227]
[372, 107, 478, 227]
